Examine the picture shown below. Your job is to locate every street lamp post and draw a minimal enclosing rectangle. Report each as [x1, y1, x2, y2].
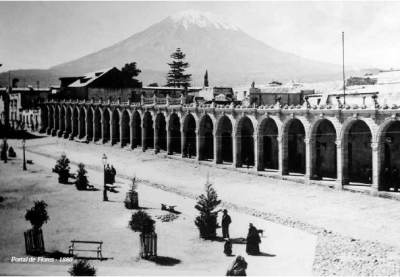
[102, 154, 108, 201]
[22, 139, 27, 170]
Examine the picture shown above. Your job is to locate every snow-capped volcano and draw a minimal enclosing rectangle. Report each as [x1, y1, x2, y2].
[51, 10, 342, 85]
[170, 10, 239, 31]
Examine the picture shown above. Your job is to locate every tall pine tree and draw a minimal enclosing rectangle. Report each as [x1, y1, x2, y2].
[166, 48, 192, 89]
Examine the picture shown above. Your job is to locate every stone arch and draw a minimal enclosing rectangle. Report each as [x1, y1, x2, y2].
[131, 110, 142, 148]
[340, 116, 377, 185]
[182, 112, 198, 158]
[53, 106, 60, 135]
[86, 106, 94, 141]
[102, 108, 111, 143]
[155, 112, 167, 152]
[168, 113, 181, 154]
[235, 114, 257, 167]
[111, 108, 120, 145]
[48, 105, 54, 134]
[281, 116, 308, 175]
[71, 106, 79, 138]
[65, 106, 73, 138]
[215, 114, 235, 164]
[257, 114, 281, 171]
[143, 111, 155, 150]
[121, 109, 130, 147]
[198, 113, 216, 161]
[309, 117, 339, 180]
[58, 106, 66, 137]
[93, 107, 101, 142]
[78, 107, 86, 139]
[376, 116, 400, 191]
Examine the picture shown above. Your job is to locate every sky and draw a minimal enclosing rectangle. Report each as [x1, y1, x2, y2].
[1, 1, 400, 72]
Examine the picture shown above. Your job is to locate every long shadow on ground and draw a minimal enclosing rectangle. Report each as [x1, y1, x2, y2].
[148, 256, 181, 266]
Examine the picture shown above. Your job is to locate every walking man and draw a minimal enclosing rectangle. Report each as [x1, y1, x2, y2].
[222, 209, 232, 239]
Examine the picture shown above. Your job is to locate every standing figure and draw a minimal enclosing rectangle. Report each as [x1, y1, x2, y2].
[222, 209, 232, 239]
[246, 223, 261, 255]
[187, 143, 192, 158]
[105, 164, 111, 184]
[384, 167, 391, 191]
[226, 255, 247, 276]
[245, 156, 249, 169]
[1, 138, 8, 163]
[110, 165, 116, 184]
[393, 167, 399, 192]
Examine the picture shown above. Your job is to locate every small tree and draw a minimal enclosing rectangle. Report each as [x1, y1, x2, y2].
[125, 176, 139, 209]
[52, 154, 73, 184]
[68, 260, 97, 276]
[121, 62, 142, 87]
[25, 201, 49, 230]
[128, 210, 155, 234]
[166, 48, 192, 89]
[194, 177, 221, 239]
[75, 163, 89, 190]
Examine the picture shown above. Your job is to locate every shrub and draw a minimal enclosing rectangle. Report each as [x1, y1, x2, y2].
[194, 177, 221, 239]
[125, 176, 139, 209]
[75, 163, 89, 190]
[53, 154, 73, 183]
[128, 210, 155, 234]
[25, 201, 49, 230]
[68, 260, 97, 276]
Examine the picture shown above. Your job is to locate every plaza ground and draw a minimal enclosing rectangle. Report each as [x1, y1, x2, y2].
[0, 136, 316, 276]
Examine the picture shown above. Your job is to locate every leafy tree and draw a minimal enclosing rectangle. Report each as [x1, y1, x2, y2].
[75, 163, 89, 190]
[128, 210, 155, 234]
[25, 201, 50, 230]
[194, 177, 221, 239]
[68, 260, 97, 276]
[121, 62, 141, 78]
[148, 83, 159, 87]
[166, 48, 192, 89]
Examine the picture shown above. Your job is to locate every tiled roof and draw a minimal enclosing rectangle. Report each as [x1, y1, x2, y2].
[69, 67, 115, 88]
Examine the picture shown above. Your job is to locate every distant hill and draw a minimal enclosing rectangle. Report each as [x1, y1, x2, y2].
[1, 10, 381, 87]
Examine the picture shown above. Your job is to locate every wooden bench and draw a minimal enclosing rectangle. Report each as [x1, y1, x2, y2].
[105, 184, 117, 192]
[69, 240, 103, 259]
[161, 204, 177, 212]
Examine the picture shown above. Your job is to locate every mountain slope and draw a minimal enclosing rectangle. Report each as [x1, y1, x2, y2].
[50, 10, 344, 86]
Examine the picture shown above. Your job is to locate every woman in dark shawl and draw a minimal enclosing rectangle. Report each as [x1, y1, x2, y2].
[226, 255, 247, 276]
[246, 223, 261, 255]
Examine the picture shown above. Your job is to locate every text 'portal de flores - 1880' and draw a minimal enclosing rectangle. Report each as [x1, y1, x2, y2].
[34, 69, 400, 197]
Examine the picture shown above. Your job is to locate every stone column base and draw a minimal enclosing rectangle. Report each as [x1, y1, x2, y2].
[334, 181, 343, 190]
[51, 129, 57, 136]
[370, 186, 379, 197]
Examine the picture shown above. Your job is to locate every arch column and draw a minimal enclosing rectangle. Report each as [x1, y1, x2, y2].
[142, 121, 147, 151]
[166, 122, 172, 155]
[335, 139, 343, 190]
[46, 113, 52, 135]
[214, 131, 221, 164]
[277, 136, 285, 175]
[63, 111, 71, 139]
[129, 120, 135, 149]
[304, 138, 311, 184]
[109, 118, 114, 145]
[195, 129, 200, 161]
[119, 118, 124, 148]
[371, 142, 379, 196]
[253, 134, 259, 171]
[233, 132, 239, 167]
[181, 126, 186, 158]
[154, 122, 159, 152]
[78, 113, 85, 139]
[57, 110, 64, 137]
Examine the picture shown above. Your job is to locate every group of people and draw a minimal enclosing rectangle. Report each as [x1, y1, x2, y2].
[222, 209, 263, 276]
[104, 164, 117, 185]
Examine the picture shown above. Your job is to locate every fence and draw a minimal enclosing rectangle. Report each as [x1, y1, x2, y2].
[139, 232, 157, 259]
[24, 228, 45, 255]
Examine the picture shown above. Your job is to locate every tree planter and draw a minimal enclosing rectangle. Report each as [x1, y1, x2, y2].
[124, 191, 139, 209]
[24, 228, 45, 255]
[139, 232, 157, 259]
[58, 171, 70, 184]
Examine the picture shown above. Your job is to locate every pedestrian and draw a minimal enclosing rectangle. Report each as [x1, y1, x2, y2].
[384, 167, 391, 191]
[246, 223, 261, 255]
[187, 143, 192, 158]
[111, 165, 116, 184]
[226, 255, 247, 276]
[1, 138, 8, 163]
[245, 156, 249, 169]
[393, 166, 399, 192]
[222, 209, 231, 239]
[105, 164, 111, 184]
[223, 238, 232, 256]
